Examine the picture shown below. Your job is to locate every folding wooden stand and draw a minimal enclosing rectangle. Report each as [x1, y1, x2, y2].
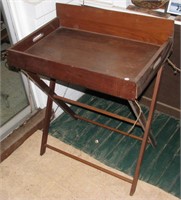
[7, 3, 174, 195]
[27, 66, 162, 195]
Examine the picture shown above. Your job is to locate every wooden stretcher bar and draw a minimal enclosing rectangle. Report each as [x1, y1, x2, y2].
[7, 3, 174, 196]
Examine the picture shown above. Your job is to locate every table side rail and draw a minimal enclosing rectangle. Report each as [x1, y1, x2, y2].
[46, 144, 133, 184]
[53, 94, 141, 126]
[7, 35, 173, 101]
[7, 49, 137, 100]
[57, 3, 174, 45]
[135, 38, 173, 98]
[9, 17, 59, 52]
[53, 94, 149, 142]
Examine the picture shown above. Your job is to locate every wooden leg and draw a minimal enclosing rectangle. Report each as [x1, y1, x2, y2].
[23, 67, 164, 195]
[40, 79, 56, 155]
[130, 66, 164, 195]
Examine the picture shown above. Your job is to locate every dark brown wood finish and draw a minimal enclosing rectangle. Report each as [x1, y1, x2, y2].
[7, 3, 174, 196]
[7, 4, 174, 100]
[10, 18, 59, 52]
[57, 3, 173, 45]
[8, 27, 172, 100]
[8, 49, 137, 100]
[141, 24, 180, 118]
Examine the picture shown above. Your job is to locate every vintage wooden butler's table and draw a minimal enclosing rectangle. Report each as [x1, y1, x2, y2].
[7, 3, 174, 195]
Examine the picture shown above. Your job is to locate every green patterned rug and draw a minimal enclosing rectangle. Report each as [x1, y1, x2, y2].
[49, 93, 180, 198]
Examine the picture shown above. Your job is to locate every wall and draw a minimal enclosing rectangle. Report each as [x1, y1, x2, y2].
[3, 0, 84, 118]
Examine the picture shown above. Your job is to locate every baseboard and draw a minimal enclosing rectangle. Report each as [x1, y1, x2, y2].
[0, 108, 46, 163]
[140, 96, 180, 119]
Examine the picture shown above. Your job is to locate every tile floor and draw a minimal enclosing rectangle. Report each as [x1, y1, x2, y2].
[0, 130, 179, 200]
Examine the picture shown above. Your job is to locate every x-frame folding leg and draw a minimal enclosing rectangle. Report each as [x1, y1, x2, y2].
[25, 65, 163, 196]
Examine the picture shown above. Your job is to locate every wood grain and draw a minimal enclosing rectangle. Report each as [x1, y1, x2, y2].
[57, 3, 173, 45]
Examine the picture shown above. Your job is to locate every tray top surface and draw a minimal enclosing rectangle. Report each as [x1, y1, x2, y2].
[26, 28, 159, 82]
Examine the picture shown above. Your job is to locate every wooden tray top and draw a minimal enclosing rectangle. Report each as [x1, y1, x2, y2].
[26, 28, 159, 82]
[7, 3, 174, 100]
